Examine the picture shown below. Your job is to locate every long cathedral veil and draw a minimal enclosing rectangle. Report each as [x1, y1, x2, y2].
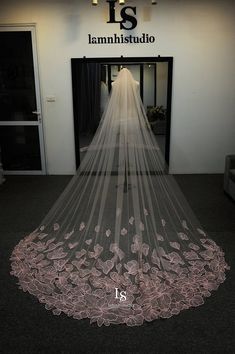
[10, 68, 229, 326]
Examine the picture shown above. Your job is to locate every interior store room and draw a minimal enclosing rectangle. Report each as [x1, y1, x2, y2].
[0, 0, 235, 353]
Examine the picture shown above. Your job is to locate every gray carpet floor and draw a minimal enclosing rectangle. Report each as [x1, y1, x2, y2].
[0, 174, 234, 354]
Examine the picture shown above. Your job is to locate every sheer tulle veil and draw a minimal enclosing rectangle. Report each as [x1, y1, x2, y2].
[10, 68, 229, 326]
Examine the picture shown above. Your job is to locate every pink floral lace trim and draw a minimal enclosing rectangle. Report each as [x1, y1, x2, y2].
[10, 228, 230, 326]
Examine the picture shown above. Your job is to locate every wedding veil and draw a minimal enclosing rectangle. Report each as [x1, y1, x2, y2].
[10, 68, 229, 326]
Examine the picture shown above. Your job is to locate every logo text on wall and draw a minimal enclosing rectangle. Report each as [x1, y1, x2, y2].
[88, 0, 156, 45]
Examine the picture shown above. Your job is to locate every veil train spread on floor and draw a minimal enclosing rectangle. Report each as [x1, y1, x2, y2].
[10, 68, 229, 326]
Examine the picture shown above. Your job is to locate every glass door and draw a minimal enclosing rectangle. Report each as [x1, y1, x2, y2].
[0, 26, 46, 174]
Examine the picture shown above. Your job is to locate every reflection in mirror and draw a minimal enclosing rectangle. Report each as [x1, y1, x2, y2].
[71, 57, 173, 168]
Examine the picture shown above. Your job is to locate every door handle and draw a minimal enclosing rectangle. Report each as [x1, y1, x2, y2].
[32, 111, 41, 115]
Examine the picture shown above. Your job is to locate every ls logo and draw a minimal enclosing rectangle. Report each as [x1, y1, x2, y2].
[107, 0, 137, 30]
[115, 287, 127, 302]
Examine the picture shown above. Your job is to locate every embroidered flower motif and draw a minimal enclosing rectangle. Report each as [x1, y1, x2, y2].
[124, 260, 139, 275]
[139, 222, 145, 231]
[52, 309, 61, 316]
[110, 272, 122, 283]
[142, 262, 151, 273]
[121, 228, 127, 236]
[85, 239, 92, 245]
[188, 243, 200, 251]
[110, 243, 118, 253]
[47, 247, 67, 260]
[53, 259, 68, 271]
[79, 222, 85, 231]
[79, 268, 91, 277]
[38, 233, 48, 240]
[197, 228, 206, 236]
[161, 219, 166, 227]
[169, 242, 180, 250]
[167, 252, 185, 265]
[37, 259, 51, 268]
[68, 242, 79, 249]
[142, 243, 150, 256]
[53, 223, 60, 231]
[75, 249, 86, 259]
[156, 234, 164, 241]
[129, 216, 134, 225]
[65, 264, 74, 272]
[64, 229, 74, 240]
[182, 220, 189, 230]
[45, 241, 64, 252]
[33, 241, 47, 252]
[9, 225, 230, 327]
[131, 235, 142, 253]
[24, 230, 38, 243]
[88, 244, 103, 259]
[177, 232, 189, 240]
[96, 259, 114, 275]
[144, 208, 149, 216]
[95, 225, 100, 233]
[91, 267, 102, 277]
[110, 243, 125, 260]
[190, 295, 204, 307]
[71, 258, 85, 270]
[133, 234, 142, 243]
[183, 250, 200, 260]
[46, 238, 56, 247]
[200, 250, 214, 260]
[105, 229, 111, 237]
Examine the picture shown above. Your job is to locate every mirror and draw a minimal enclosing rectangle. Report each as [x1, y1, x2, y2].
[71, 57, 173, 168]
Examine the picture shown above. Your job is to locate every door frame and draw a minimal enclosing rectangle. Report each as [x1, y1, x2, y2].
[0, 24, 46, 175]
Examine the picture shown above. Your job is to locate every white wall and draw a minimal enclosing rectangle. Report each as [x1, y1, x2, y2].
[0, 0, 235, 174]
